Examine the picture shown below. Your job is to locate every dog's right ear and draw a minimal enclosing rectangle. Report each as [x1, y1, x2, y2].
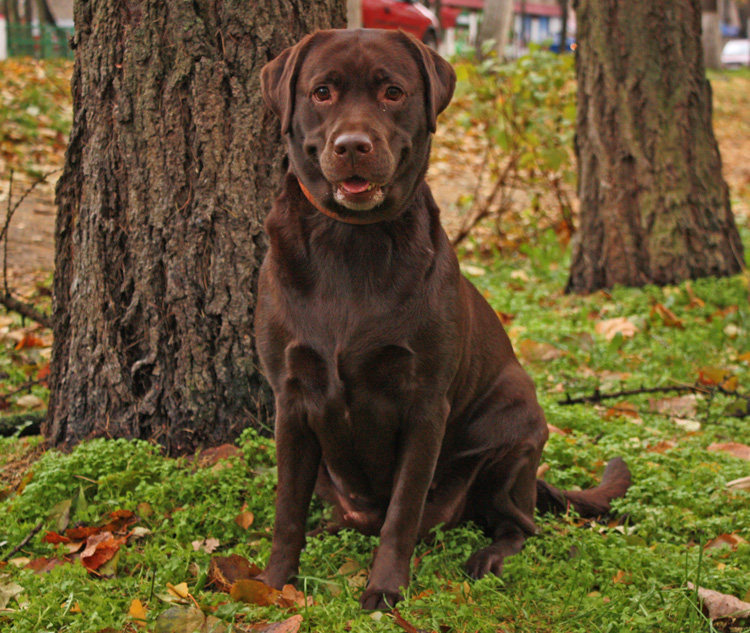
[261, 32, 321, 136]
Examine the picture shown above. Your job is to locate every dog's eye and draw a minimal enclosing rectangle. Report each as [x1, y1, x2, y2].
[384, 86, 404, 101]
[313, 86, 331, 102]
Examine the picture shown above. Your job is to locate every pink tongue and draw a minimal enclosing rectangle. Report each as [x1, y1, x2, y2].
[340, 178, 370, 194]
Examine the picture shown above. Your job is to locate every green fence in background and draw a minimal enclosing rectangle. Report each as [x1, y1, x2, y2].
[7, 24, 75, 60]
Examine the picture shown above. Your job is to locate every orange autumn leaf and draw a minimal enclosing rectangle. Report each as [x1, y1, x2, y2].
[79, 532, 125, 572]
[65, 509, 137, 540]
[36, 362, 51, 382]
[651, 303, 684, 328]
[234, 510, 255, 530]
[42, 531, 71, 544]
[277, 584, 312, 608]
[14, 333, 46, 350]
[604, 402, 641, 422]
[230, 579, 281, 606]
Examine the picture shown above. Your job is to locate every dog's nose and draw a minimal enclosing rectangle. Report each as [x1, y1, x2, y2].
[333, 133, 373, 157]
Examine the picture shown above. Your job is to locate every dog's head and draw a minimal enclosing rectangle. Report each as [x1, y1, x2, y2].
[261, 29, 456, 223]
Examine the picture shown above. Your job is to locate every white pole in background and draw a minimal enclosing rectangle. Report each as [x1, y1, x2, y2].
[0, 14, 7, 61]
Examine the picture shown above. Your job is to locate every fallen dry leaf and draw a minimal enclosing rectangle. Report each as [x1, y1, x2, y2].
[191, 444, 241, 468]
[595, 317, 639, 341]
[650, 394, 698, 418]
[685, 282, 705, 308]
[65, 509, 138, 540]
[277, 584, 312, 608]
[192, 537, 220, 553]
[25, 556, 65, 574]
[496, 310, 514, 326]
[337, 560, 369, 590]
[230, 579, 281, 606]
[15, 394, 45, 410]
[247, 614, 304, 633]
[726, 476, 750, 491]
[707, 442, 750, 461]
[152, 605, 205, 633]
[651, 303, 684, 328]
[705, 533, 748, 551]
[209, 554, 262, 592]
[604, 402, 642, 423]
[80, 532, 126, 572]
[518, 340, 565, 362]
[0, 582, 25, 609]
[166, 582, 190, 600]
[688, 582, 750, 622]
[392, 608, 419, 633]
[674, 418, 701, 432]
[697, 367, 734, 388]
[234, 510, 255, 530]
[612, 570, 630, 584]
[647, 440, 677, 453]
[14, 333, 46, 350]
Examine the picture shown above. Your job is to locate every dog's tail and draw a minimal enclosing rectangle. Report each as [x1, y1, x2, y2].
[535, 457, 631, 517]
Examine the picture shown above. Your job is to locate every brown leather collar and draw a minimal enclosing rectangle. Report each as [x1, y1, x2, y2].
[297, 177, 382, 225]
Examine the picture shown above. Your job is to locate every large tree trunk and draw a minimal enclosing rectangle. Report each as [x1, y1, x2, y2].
[46, 0, 345, 453]
[567, 0, 744, 294]
[477, 0, 514, 59]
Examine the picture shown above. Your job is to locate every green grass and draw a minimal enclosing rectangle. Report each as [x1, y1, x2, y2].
[2, 229, 749, 632]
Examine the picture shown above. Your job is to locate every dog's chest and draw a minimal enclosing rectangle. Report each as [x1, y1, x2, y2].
[283, 319, 417, 415]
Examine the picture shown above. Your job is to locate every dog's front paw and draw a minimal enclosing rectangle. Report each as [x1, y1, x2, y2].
[465, 545, 506, 579]
[359, 584, 404, 610]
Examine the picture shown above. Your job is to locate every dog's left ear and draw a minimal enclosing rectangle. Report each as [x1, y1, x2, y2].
[261, 32, 326, 135]
[397, 32, 456, 134]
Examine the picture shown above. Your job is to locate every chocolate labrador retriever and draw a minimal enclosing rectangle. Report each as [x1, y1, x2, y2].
[255, 29, 630, 610]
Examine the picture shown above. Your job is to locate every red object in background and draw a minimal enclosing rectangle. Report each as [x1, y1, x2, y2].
[362, 0, 441, 45]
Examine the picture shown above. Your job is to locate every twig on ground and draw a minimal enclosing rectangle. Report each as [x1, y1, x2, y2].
[558, 384, 704, 405]
[559, 383, 750, 419]
[1, 520, 44, 562]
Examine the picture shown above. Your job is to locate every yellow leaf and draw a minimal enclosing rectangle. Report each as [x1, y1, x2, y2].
[698, 367, 731, 386]
[166, 582, 190, 600]
[128, 599, 148, 626]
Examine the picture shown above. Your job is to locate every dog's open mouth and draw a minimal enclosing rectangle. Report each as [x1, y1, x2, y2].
[334, 177, 385, 211]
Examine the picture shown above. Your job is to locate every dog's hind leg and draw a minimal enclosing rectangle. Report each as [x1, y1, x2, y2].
[464, 441, 542, 578]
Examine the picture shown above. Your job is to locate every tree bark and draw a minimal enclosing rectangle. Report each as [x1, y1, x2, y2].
[559, 0, 568, 51]
[35, 0, 57, 26]
[46, 0, 345, 453]
[567, 0, 744, 294]
[477, 0, 514, 59]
